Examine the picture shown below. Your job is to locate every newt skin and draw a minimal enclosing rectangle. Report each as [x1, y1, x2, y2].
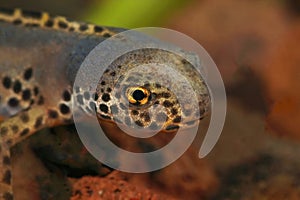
[0, 8, 210, 199]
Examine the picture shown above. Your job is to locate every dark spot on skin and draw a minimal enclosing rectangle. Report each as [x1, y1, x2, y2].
[102, 93, 110, 102]
[45, 19, 54, 27]
[20, 128, 29, 136]
[75, 86, 80, 93]
[13, 80, 22, 93]
[155, 83, 162, 88]
[22, 10, 42, 19]
[171, 108, 178, 115]
[93, 93, 99, 101]
[37, 95, 44, 105]
[110, 71, 116, 76]
[135, 120, 144, 127]
[62, 90, 71, 101]
[156, 112, 167, 122]
[99, 114, 111, 120]
[22, 89, 31, 101]
[149, 122, 158, 130]
[131, 110, 139, 115]
[200, 108, 206, 116]
[104, 69, 109, 73]
[11, 125, 19, 134]
[166, 125, 180, 131]
[76, 95, 84, 105]
[23, 68, 33, 80]
[115, 92, 121, 99]
[162, 92, 171, 98]
[163, 100, 173, 107]
[154, 93, 162, 98]
[103, 33, 111, 38]
[0, 8, 14, 15]
[20, 113, 29, 123]
[25, 23, 39, 27]
[181, 59, 188, 64]
[173, 116, 181, 123]
[58, 21, 68, 29]
[140, 112, 150, 122]
[183, 109, 192, 116]
[2, 76, 11, 89]
[59, 104, 70, 115]
[99, 104, 108, 113]
[119, 103, 127, 110]
[3, 192, 13, 200]
[89, 101, 96, 111]
[48, 109, 58, 118]
[126, 76, 138, 82]
[79, 24, 88, 31]
[13, 19, 22, 25]
[107, 87, 112, 92]
[100, 81, 106, 85]
[83, 91, 90, 100]
[110, 105, 118, 114]
[94, 25, 104, 33]
[0, 127, 8, 136]
[8, 97, 19, 107]
[69, 27, 75, 32]
[125, 117, 131, 126]
[2, 170, 11, 184]
[144, 83, 150, 88]
[33, 86, 39, 96]
[118, 75, 125, 82]
[151, 90, 159, 101]
[34, 116, 43, 129]
[3, 156, 10, 165]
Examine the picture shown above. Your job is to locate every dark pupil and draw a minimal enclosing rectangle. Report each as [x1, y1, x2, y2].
[132, 89, 145, 101]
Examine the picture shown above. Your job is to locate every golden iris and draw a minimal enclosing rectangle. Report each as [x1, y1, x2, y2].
[127, 87, 150, 105]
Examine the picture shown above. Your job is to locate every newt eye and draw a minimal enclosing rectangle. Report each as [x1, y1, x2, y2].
[127, 87, 150, 105]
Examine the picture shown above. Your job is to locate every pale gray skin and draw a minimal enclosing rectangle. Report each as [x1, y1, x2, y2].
[92, 48, 210, 132]
[0, 8, 210, 200]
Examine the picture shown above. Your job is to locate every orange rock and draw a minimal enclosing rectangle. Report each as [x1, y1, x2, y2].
[124, 147, 219, 200]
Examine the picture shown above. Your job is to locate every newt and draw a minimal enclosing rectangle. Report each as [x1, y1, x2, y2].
[0, 8, 210, 200]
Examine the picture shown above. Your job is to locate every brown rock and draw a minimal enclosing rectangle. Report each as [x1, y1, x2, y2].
[260, 23, 300, 139]
[70, 171, 177, 200]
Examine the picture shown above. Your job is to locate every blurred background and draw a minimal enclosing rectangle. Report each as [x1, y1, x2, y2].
[1, 0, 299, 199]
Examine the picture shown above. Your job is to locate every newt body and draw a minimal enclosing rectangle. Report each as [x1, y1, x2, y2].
[0, 8, 210, 199]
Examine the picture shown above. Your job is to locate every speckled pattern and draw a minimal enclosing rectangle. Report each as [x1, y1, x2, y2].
[0, 8, 210, 199]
